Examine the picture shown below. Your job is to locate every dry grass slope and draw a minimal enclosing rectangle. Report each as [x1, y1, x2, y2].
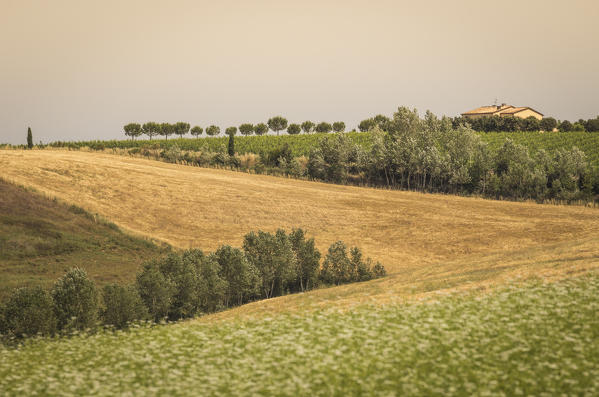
[2, 149, 599, 318]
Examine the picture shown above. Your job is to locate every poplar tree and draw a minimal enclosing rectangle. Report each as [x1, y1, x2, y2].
[27, 127, 33, 149]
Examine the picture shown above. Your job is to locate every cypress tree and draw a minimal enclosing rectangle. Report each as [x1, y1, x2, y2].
[227, 131, 235, 156]
[27, 127, 33, 149]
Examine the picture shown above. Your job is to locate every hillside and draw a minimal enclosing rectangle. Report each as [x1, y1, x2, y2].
[1, 149, 598, 308]
[0, 178, 168, 299]
[2, 275, 598, 395]
[44, 130, 599, 166]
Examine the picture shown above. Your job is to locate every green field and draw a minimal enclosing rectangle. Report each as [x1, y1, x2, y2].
[0, 179, 168, 299]
[45, 130, 599, 166]
[1, 275, 597, 396]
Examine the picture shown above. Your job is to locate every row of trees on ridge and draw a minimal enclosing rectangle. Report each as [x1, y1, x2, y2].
[124, 118, 348, 140]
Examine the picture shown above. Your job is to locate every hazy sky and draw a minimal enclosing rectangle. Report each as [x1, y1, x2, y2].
[1, 0, 598, 144]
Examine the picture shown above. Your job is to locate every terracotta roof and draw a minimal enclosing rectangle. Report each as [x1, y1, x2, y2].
[498, 107, 544, 116]
[461, 105, 544, 117]
[498, 107, 527, 114]
[461, 106, 502, 115]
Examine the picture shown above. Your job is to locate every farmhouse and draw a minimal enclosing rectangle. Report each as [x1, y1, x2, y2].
[461, 104, 543, 120]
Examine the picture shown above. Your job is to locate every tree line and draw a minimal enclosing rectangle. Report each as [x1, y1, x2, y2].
[0, 229, 385, 339]
[123, 117, 348, 140]
[304, 108, 599, 202]
[124, 113, 599, 141]
[141, 108, 598, 204]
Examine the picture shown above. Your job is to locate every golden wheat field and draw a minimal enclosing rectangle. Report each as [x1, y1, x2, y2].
[2, 149, 599, 319]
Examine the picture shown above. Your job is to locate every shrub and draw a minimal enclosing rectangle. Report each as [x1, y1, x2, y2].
[101, 284, 148, 329]
[1, 286, 56, 338]
[51, 268, 99, 331]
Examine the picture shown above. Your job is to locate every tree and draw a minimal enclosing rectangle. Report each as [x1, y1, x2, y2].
[225, 126, 238, 136]
[124, 123, 143, 140]
[333, 121, 346, 133]
[287, 123, 301, 135]
[572, 122, 586, 132]
[1, 286, 56, 337]
[267, 116, 288, 136]
[51, 268, 99, 331]
[183, 249, 227, 313]
[540, 117, 557, 132]
[558, 120, 573, 132]
[159, 123, 175, 140]
[243, 230, 296, 298]
[254, 123, 268, 136]
[358, 119, 375, 132]
[239, 123, 254, 136]
[288, 228, 321, 292]
[136, 261, 176, 321]
[228, 131, 235, 156]
[27, 127, 33, 149]
[101, 284, 148, 329]
[142, 122, 160, 140]
[211, 245, 260, 307]
[190, 126, 203, 138]
[585, 116, 599, 132]
[320, 241, 352, 285]
[174, 122, 190, 139]
[301, 121, 315, 134]
[205, 125, 220, 136]
[315, 122, 332, 133]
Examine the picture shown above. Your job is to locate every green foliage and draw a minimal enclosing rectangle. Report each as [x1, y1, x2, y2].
[159, 123, 175, 140]
[136, 262, 176, 322]
[225, 126, 237, 136]
[101, 284, 148, 329]
[289, 228, 321, 292]
[173, 122, 190, 139]
[254, 123, 268, 136]
[320, 241, 385, 285]
[558, 120, 573, 132]
[211, 245, 259, 307]
[540, 117, 557, 132]
[315, 122, 332, 133]
[572, 122, 586, 132]
[142, 122, 160, 140]
[51, 268, 99, 331]
[123, 123, 142, 140]
[205, 125, 220, 136]
[358, 118, 375, 132]
[243, 230, 297, 298]
[332, 121, 345, 133]
[1, 286, 56, 338]
[2, 277, 599, 395]
[301, 121, 315, 134]
[267, 116, 288, 136]
[287, 123, 301, 135]
[227, 132, 235, 156]
[239, 123, 254, 136]
[190, 126, 203, 137]
[27, 127, 33, 149]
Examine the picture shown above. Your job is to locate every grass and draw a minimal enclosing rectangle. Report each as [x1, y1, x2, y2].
[1, 275, 597, 396]
[0, 178, 169, 299]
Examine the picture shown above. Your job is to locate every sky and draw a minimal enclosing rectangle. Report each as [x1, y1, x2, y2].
[1, 0, 598, 144]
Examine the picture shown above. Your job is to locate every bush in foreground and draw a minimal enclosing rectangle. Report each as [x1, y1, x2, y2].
[51, 268, 99, 331]
[0, 286, 56, 338]
[101, 284, 148, 329]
